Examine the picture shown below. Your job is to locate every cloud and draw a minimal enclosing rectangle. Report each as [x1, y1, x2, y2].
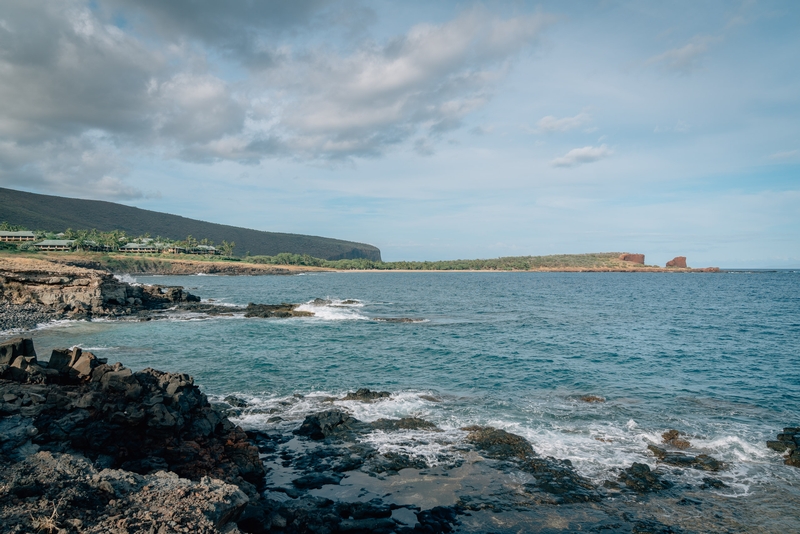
[536, 112, 591, 133]
[0, 2, 549, 199]
[260, 7, 548, 160]
[550, 144, 611, 167]
[0, 133, 155, 200]
[106, 0, 372, 69]
[769, 149, 798, 159]
[645, 36, 717, 74]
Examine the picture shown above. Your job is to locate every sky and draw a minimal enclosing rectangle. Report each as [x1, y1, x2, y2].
[0, 1, 798, 267]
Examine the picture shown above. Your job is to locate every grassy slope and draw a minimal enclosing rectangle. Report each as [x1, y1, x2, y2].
[0, 187, 380, 261]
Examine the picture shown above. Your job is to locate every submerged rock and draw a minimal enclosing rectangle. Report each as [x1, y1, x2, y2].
[341, 387, 391, 401]
[662, 429, 691, 449]
[462, 425, 600, 504]
[371, 417, 441, 432]
[648, 444, 723, 471]
[244, 302, 314, 318]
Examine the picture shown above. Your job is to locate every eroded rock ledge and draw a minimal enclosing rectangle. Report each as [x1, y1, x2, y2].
[0, 257, 199, 328]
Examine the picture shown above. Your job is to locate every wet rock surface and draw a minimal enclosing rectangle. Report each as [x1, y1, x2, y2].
[244, 303, 314, 318]
[3, 336, 797, 532]
[767, 427, 800, 467]
[341, 387, 392, 401]
[647, 445, 723, 471]
[0, 338, 261, 532]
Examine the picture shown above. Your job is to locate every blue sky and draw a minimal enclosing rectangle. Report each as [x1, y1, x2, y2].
[0, 1, 798, 266]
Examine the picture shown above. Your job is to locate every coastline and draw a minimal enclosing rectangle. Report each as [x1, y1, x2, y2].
[3, 337, 797, 533]
[3, 259, 800, 532]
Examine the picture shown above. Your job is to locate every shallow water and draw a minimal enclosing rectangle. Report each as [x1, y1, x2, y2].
[21, 271, 800, 529]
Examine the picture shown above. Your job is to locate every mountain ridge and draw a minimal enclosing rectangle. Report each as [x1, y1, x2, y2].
[0, 187, 381, 261]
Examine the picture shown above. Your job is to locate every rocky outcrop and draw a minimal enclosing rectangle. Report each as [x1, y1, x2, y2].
[0, 257, 198, 325]
[0, 451, 247, 533]
[243, 303, 313, 318]
[0, 338, 263, 532]
[616, 462, 673, 493]
[648, 444, 723, 471]
[666, 256, 688, 268]
[767, 427, 800, 467]
[341, 387, 391, 401]
[619, 253, 645, 264]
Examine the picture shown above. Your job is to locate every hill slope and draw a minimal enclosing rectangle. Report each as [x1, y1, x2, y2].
[0, 187, 381, 261]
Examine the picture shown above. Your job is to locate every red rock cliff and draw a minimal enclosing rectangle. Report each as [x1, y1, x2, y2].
[618, 254, 645, 264]
[666, 256, 687, 268]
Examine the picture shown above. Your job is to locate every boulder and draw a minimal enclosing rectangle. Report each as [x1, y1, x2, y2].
[662, 429, 691, 449]
[0, 337, 35, 365]
[666, 256, 687, 268]
[648, 444, 723, 471]
[768, 427, 800, 467]
[341, 388, 391, 401]
[244, 303, 314, 318]
[293, 410, 359, 440]
[462, 425, 536, 461]
[618, 462, 673, 493]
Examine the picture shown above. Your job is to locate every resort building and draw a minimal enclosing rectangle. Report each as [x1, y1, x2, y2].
[0, 231, 36, 242]
[119, 243, 161, 253]
[33, 239, 75, 251]
[190, 245, 218, 255]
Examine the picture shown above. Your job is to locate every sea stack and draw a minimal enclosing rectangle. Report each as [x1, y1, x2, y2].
[666, 256, 687, 268]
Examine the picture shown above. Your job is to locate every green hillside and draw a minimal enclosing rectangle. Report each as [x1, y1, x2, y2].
[0, 187, 380, 261]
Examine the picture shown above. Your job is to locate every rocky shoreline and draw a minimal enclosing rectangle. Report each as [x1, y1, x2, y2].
[2, 337, 799, 532]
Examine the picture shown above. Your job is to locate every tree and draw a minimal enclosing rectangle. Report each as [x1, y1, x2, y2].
[220, 241, 235, 257]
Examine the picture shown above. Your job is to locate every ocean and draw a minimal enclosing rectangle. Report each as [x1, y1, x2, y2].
[23, 270, 800, 530]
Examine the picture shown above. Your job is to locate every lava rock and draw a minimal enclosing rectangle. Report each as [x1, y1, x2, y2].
[341, 387, 391, 401]
[618, 462, 674, 493]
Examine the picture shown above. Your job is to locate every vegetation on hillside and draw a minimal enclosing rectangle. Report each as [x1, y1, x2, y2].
[0, 187, 381, 260]
[249, 252, 640, 271]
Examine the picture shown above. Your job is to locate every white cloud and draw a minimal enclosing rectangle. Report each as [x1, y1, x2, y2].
[550, 144, 611, 167]
[769, 149, 798, 159]
[0, 2, 549, 196]
[259, 7, 548, 160]
[645, 36, 717, 73]
[536, 112, 591, 133]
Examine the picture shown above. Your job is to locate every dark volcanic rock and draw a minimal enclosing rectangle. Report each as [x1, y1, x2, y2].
[648, 444, 723, 471]
[768, 426, 800, 467]
[618, 462, 674, 493]
[462, 425, 536, 460]
[371, 416, 441, 431]
[244, 302, 313, 318]
[293, 409, 360, 440]
[341, 387, 392, 401]
[0, 339, 264, 491]
[462, 425, 600, 504]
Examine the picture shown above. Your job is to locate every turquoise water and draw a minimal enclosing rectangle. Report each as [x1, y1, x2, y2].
[25, 271, 800, 492]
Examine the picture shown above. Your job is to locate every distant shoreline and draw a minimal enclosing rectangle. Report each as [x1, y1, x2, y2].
[0, 251, 722, 275]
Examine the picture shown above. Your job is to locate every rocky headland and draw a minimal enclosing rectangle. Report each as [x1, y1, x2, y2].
[0, 257, 203, 330]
